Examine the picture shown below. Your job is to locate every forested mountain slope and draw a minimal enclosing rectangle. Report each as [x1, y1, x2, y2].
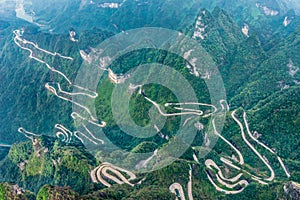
[0, 1, 299, 199]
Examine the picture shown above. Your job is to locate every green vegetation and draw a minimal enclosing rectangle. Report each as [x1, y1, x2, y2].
[36, 185, 79, 200]
[0, 134, 297, 199]
[0, 1, 299, 199]
[0, 136, 96, 194]
[0, 182, 35, 200]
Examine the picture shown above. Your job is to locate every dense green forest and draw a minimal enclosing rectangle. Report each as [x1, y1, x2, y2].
[0, 0, 299, 199]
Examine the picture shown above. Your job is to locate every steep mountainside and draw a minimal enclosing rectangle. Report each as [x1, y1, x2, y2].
[0, 23, 111, 145]
[0, 182, 35, 200]
[0, 135, 96, 193]
[0, 134, 298, 199]
[198, 0, 300, 42]
[0, 1, 299, 199]
[0, 0, 203, 33]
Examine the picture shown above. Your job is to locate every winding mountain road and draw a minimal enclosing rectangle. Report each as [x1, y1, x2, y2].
[212, 118, 244, 165]
[205, 159, 243, 182]
[206, 171, 248, 195]
[169, 183, 186, 200]
[243, 112, 291, 178]
[203, 109, 291, 194]
[91, 162, 136, 187]
[17, 127, 40, 139]
[169, 164, 193, 200]
[187, 165, 194, 200]
[55, 124, 73, 143]
[13, 28, 106, 145]
[13, 28, 291, 196]
[0, 144, 11, 148]
[231, 110, 275, 182]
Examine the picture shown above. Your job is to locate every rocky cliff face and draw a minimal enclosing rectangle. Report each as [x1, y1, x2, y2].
[0, 182, 35, 200]
[284, 182, 300, 200]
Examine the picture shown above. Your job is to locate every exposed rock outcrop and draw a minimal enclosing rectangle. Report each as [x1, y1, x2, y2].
[284, 182, 300, 200]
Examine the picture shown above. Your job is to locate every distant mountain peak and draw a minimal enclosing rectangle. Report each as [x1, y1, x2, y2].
[192, 8, 211, 40]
